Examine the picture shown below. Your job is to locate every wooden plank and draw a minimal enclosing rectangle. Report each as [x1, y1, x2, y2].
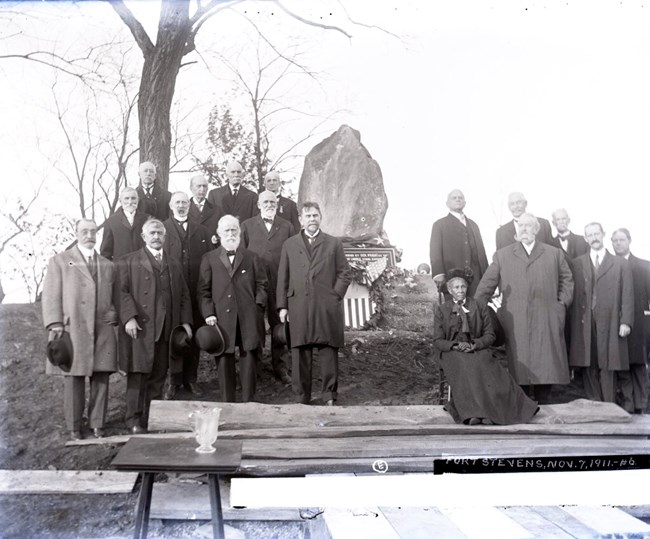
[379, 507, 467, 539]
[0, 470, 138, 494]
[323, 507, 401, 539]
[439, 507, 533, 539]
[148, 482, 311, 521]
[561, 505, 650, 535]
[149, 400, 637, 434]
[498, 507, 574, 538]
[530, 506, 601, 539]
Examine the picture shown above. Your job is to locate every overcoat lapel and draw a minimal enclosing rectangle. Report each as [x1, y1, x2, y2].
[70, 248, 95, 283]
[219, 248, 235, 277]
[596, 251, 614, 281]
[527, 243, 544, 265]
[137, 249, 154, 275]
[118, 210, 132, 230]
[511, 242, 529, 264]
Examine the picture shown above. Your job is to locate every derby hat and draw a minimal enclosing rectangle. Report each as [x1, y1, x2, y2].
[46, 331, 73, 372]
[170, 325, 192, 357]
[271, 321, 291, 349]
[195, 324, 226, 356]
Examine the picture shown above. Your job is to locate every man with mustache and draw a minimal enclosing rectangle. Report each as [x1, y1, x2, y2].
[198, 215, 267, 402]
[550, 208, 589, 260]
[569, 223, 634, 410]
[496, 192, 553, 250]
[476, 213, 574, 404]
[135, 162, 172, 221]
[207, 161, 259, 222]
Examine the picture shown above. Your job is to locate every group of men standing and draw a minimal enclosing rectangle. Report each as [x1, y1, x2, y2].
[430, 190, 650, 412]
[43, 160, 351, 440]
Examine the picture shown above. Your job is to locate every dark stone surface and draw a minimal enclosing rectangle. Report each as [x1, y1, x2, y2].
[298, 125, 388, 239]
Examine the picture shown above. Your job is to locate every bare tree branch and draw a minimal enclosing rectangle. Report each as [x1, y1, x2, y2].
[108, 0, 155, 56]
[272, 0, 352, 38]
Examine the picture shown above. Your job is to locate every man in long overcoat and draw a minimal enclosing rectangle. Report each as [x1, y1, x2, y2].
[241, 190, 296, 383]
[277, 202, 352, 405]
[207, 161, 259, 222]
[163, 191, 213, 398]
[198, 215, 267, 402]
[100, 187, 150, 261]
[135, 161, 171, 221]
[496, 192, 553, 250]
[612, 227, 650, 413]
[429, 189, 488, 297]
[569, 223, 634, 409]
[42, 218, 118, 440]
[476, 213, 574, 403]
[118, 219, 192, 432]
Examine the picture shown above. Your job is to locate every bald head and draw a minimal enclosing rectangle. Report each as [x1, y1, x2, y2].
[446, 189, 466, 212]
[189, 174, 209, 202]
[507, 192, 527, 219]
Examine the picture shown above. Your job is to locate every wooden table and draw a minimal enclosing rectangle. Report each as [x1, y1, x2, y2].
[112, 437, 242, 539]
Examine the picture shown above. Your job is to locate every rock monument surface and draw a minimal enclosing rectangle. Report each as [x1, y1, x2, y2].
[298, 125, 388, 240]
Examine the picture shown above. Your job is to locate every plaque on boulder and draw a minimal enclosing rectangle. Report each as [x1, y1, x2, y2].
[298, 125, 388, 240]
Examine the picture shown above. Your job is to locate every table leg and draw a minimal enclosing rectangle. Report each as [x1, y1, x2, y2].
[208, 474, 225, 539]
[134, 472, 154, 539]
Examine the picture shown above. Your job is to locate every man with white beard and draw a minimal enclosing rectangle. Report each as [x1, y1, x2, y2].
[197, 215, 268, 402]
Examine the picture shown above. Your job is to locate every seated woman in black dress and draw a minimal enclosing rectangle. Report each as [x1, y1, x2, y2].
[433, 268, 538, 425]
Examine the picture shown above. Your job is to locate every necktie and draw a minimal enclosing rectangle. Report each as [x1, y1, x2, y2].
[226, 250, 236, 256]
[594, 254, 600, 272]
[263, 218, 273, 224]
[451, 301, 470, 334]
[232, 188, 239, 197]
[559, 234, 570, 241]
[198, 203, 204, 213]
[146, 188, 152, 197]
[155, 251, 162, 264]
[87, 256, 97, 282]
[176, 219, 187, 231]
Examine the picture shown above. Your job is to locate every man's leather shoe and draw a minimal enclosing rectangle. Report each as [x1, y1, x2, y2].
[164, 384, 180, 400]
[92, 428, 105, 438]
[70, 430, 83, 440]
[467, 417, 481, 425]
[325, 399, 335, 406]
[481, 418, 494, 425]
[130, 425, 146, 435]
[184, 382, 203, 396]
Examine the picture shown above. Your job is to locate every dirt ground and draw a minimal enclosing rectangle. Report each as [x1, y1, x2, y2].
[0, 275, 462, 538]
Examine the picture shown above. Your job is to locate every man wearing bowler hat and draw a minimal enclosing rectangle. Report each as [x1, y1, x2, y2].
[198, 215, 267, 402]
[118, 218, 192, 432]
[241, 190, 295, 384]
[277, 202, 352, 405]
[42, 218, 118, 440]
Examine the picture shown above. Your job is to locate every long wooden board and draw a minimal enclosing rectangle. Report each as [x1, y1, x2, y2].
[0, 470, 138, 494]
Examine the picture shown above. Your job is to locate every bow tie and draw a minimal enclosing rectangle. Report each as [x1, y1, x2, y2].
[226, 250, 236, 256]
[558, 234, 570, 240]
[176, 219, 187, 226]
[263, 218, 273, 224]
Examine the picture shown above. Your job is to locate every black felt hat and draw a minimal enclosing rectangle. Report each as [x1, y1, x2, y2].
[195, 324, 226, 356]
[271, 321, 291, 349]
[46, 332, 73, 372]
[170, 325, 192, 357]
[445, 267, 474, 285]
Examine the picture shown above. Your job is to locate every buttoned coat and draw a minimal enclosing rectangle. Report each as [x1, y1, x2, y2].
[162, 218, 213, 299]
[117, 248, 192, 372]
[188, 198, 223, 237]
[277, 195, 301, 233]
[627, 254, 650, 365]
[569, 251, 634, 370]
[207, 184, 259, 222]
[429, 213, 489, 295]
[197, 246, 267, 353]
[475, 241, 574, 384]
[276, 232, 352, 348]
[241, 215, 295, 283]
[136, 183, 171, 221]
[42, 248, 118, 376]
[550, 232, 589, 260]
[495, 217, 554, 251]
[100, 208, 150, 261]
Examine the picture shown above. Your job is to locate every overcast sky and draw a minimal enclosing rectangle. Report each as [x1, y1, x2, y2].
[2, 0, 650, 301]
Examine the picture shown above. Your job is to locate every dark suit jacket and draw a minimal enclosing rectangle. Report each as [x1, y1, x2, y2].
[429, 213, 488, 295]
[197, 246, 267, 353]
[627, 254, 650, 365]
[188, 198, 223, 237]
[118, 248, 192, 373]
[550, 232, 589, 260]
[100, 208, 149, 261]
[277, 231, 352, 348]
[433, 298, 495, 352]
[241, 215, 295, 282]
[495, 217, 553, 251]
[277, 195, 300, 232]
[207, 185, 259, 222]
[570, 251, 634, 370]
[162, 218, 213, 301]
[136, 184, 171, 221]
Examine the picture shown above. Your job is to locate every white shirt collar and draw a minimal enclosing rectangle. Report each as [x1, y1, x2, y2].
[624, 253, 631, 260]
[304, 229, 321, 239]
[77, 245, 95, 259]
[146, 246, 163, 258]
[193, 197, 205, 206]
[449, 210, 466, 223]
[522, 240, 535, 255]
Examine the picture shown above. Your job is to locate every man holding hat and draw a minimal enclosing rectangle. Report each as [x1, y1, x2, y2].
[241, 190, 295, 384]
[42, 218, 118, 440]
[118, 218, 192, 432]
[198, 215, 268, 402]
